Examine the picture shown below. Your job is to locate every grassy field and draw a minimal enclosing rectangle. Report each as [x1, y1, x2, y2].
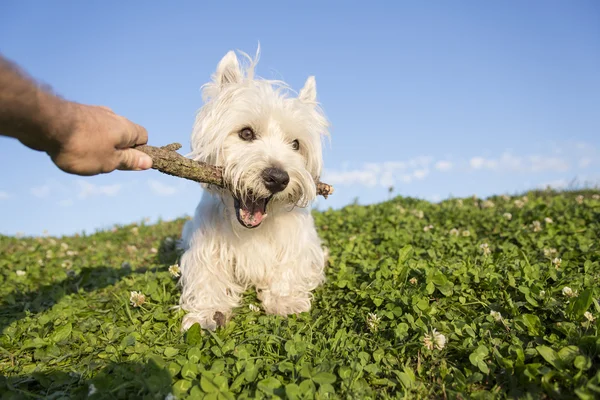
[1, 189, 599, 399]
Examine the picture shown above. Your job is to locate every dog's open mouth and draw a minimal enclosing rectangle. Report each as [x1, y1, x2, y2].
[233, 193, 272, 228]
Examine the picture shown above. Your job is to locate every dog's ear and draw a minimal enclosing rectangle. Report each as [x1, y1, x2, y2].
[215, 51, 242, 86]
[299, 76, 317, 104]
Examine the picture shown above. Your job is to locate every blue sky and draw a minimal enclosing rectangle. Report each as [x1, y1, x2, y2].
[1, 1, 599, 237]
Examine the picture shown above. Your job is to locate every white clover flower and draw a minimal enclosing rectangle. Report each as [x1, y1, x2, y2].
[168, 264, 181, 278]
[584, 311, 595, 322]
[449, 228, 460, 236]
[16, 270, 26, 276]
[423, 225, 434, 232]
[150, 247, 158, 254]
[131, 227, 139, 235]
[576, 195, 584, 204]
[544, 248, 557, 258]
[562, 287, 578, 298]
[592, 194, 599, 200]
[514, 199, 525, 209]
[61, 242, 69, 250]
[490, 310, 503, 322]
[480, 243, 491, 256]
[249, 304, 261, 312]
[482, 200, 495, 209]
[46, 250, 54, 259]
[423, 329, 446, 350]
[502, 194, 510, 201]
[38, 259, 44, 266]
[423, 336, 434, 350]
[503, 213, 512, 220]
[539, 290, 546, 297]
[544, 217, 553, 224]
[129, 291, 146, 307]
[66, 250, 78, 256]
[552, 258, 561, 268]
[367, 313, 381, 332]
[396, 205, 406, 214]
[88, 384, 97, 396]
[127, 245, 138, 253]
[409, 277, 418, 285]
[433, 329, 446, 349]
[531, 221, 542, 232]
[411, 209, 424, 219]
[61, 260, 73, 269]
[462, 230, 471, 237]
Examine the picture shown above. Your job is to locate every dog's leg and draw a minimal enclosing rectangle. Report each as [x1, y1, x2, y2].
[258, 242, 326, 317]
[178, 245, 242, 332]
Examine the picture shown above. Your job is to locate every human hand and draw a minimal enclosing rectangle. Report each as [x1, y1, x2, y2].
[47, 103, 153, 176]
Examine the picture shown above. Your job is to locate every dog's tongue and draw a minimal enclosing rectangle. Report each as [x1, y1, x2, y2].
[239, 196, 267, 227]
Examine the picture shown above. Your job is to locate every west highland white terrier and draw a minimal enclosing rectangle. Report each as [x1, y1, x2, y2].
[177, 47, 330, 331]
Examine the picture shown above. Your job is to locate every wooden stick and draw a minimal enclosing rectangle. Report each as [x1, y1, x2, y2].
[136, 143, 334, 198]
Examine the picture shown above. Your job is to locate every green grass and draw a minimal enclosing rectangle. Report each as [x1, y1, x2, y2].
[1, 189, 599, 399]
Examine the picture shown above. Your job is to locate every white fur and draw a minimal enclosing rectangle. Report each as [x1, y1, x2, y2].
[177, 46, 330, 331]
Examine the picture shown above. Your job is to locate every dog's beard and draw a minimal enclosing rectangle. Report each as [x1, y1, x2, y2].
[233, 192, 272, 229]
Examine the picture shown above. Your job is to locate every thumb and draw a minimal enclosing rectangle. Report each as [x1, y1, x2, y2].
[117, 148, 153, 171]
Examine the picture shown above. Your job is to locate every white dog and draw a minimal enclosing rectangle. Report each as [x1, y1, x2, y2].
[177, 47, 330, 331]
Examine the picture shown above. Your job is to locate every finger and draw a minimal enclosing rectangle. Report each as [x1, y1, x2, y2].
[116, 148, 153, 171]
[118, 119, 149, 148]
[132, 122, 148, 146]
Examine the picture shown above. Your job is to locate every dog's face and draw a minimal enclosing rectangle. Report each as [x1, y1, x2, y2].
[190, 49, 329, 229]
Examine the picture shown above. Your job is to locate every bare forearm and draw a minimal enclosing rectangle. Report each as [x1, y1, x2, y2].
[0, 54, 72, 153]
[0, 54, 151, 175]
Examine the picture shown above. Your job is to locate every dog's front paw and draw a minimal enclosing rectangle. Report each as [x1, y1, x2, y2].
[258, 290, 312, 317]
[181, 310, 229, 332]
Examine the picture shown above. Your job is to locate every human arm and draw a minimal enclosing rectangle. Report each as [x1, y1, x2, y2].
[0, 54, 152, 175]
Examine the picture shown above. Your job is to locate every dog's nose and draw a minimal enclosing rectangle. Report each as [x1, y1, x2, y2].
[262, 167, 290, 193]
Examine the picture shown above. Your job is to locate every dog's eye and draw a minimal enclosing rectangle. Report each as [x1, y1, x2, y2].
[239, 128, 255, 141]
[291, 140, 300, 151]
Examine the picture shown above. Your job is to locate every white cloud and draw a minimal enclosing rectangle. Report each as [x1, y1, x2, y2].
[434, 160, 453, 171]
[407, 156, 433, 169]
[58, 199, 74, 207]
[528, 155, 569, 172]
[470, 157, 498, 170]
[31, 184, 51, 198]
[148, 179, 178, 196]
[413, 169, 429, 180]
[324, 169, 378, 187]
[322, 143, 591, 191]
[399, 174, 412, 184]
[469, 152, 569, 173]
[76, 180, 122, 199]
[0, 191, 9, 200]
[379, 171, 395, 188]
[324, 155, 435, 188]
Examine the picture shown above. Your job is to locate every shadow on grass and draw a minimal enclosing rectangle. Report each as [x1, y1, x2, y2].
[0, 235, 181, 335]
[0, 236, 185, 398]
[0, 357, 173, 399]
[0, 265, 155, 335]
